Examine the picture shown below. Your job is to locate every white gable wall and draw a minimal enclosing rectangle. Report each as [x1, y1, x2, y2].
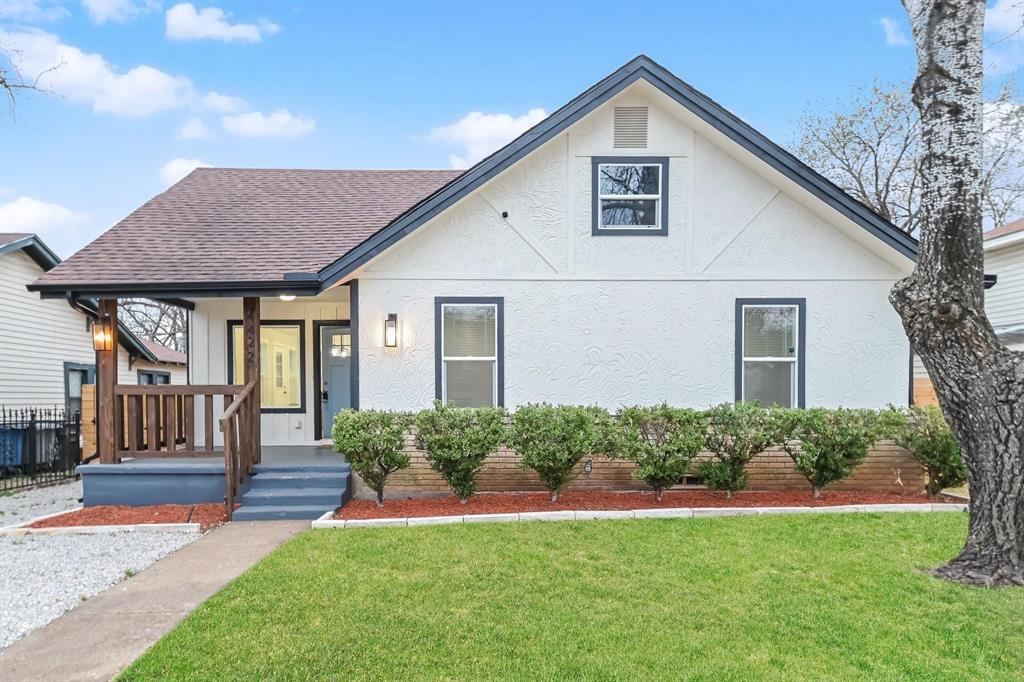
[356, 81, 911, 411]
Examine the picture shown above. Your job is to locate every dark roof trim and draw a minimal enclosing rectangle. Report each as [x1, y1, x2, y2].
[29, 277, 320, 300]
[318, 55, 917, 288]
[0, 234, 61, 271]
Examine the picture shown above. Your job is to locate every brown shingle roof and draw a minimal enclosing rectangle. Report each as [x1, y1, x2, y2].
[33, 168, 461, 287]
[139, 339, 187, 365]
[984, 218, 1024, 240]
[0, 233, 34, 248]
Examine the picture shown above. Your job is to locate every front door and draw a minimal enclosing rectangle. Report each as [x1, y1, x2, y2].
[320, 325, 352, 436]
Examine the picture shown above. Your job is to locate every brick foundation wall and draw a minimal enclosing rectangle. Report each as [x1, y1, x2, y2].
[350, 436, 927, 500]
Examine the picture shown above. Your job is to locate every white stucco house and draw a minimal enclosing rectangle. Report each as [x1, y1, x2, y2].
[26, 57, 926, 514]
[1, 233, 187, 415]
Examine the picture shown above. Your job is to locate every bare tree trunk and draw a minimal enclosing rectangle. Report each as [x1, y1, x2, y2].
[893, 0, 1024, 586]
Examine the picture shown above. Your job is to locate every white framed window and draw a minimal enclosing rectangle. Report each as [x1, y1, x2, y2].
[737, 301, 804, 408]
[592, 157, 669, 235]
[435, 298, 503, 407]
[228, 320, 305, 413]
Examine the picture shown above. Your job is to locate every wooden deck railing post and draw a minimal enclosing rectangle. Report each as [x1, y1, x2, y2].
[242, 297, 261, 467]
[96, 299, 119, 463]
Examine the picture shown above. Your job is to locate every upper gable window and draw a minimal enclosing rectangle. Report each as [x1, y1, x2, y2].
[591, 157, 669, 236]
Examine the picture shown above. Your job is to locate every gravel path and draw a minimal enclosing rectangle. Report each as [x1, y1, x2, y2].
[0, 529, 199, 649]
[0, 481, 83, 528]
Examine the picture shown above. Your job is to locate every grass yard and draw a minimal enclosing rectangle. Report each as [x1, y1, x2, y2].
[120, 514, 1023, 681]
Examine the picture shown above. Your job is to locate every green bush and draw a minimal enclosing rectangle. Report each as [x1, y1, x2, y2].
[776, 407, 880, 498]
[414, 401, 507, 503]
[508, 404, 612, 501]
[332, 409, 413, 507]
[700, 402, 782, 498]
[886, 405, 965, 496]
[611, 405, 708, 501]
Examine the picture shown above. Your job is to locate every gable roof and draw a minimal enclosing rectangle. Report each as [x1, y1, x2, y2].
[139, 339, 187, 365]
[29, 55, 916, 300]
[2, 232, 161, 363]
[984, 218, 1023, 241]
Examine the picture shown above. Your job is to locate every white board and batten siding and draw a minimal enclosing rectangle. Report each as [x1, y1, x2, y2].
[354, 80, 913, 412]
[189, 286, 350, 446]
[1, 249, 185, 409]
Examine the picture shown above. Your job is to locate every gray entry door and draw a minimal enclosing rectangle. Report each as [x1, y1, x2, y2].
[320, 325, 352, 432]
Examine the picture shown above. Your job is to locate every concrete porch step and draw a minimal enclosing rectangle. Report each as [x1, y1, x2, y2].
[241, 487, 343, 507]
[249, 471, 349, 489]
[233, 505, 335, 521]
[253, 463, 349, 474]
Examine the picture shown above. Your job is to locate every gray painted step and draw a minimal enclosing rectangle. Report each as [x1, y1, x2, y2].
[253, 463, 349, 474]
[233, 504, 334, 521]
[241, 487, 343, 507]
[249, 471, 348, 489]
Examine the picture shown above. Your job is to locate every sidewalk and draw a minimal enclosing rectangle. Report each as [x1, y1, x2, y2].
[0, 520, 307, 682]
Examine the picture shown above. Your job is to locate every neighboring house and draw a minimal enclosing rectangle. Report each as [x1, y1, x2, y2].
[0, 233, 187, 416]
[27, 56, 926, 513]
[912, 219, 1023, 404]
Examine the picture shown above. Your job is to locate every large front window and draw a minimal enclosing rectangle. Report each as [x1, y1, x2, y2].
[738, 302, 804, 408]
[592, 157, 669, 235]
[229, 321, 305, 412]
[435, 299, 503, 407]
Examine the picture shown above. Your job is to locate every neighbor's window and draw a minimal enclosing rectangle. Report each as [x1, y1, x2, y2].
[740, 304, 800, 408]
[138, 370, 170, 385]
[439, 303, 500, 407]
[592, 157, 668, 234]
[230, 322, 304, 411]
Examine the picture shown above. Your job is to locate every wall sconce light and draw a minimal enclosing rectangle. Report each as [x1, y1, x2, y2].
[279, 294, 296, 302]
[92, 315, 113, 351]
[384, 313, 398, 348]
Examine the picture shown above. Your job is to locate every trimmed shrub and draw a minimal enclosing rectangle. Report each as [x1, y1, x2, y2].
[887, 405, 965, 496]
[508, 404, 611, 501]
[776, 407, 880, 498]
[414, 401, 507, 503]
[611, 405, 708, 501]
[332, 409, 412, 507]
[699, 402, 782, 498]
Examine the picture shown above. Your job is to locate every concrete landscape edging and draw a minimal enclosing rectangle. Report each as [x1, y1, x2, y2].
[0, 522, 202, 537]
[310, 502, 968, 529]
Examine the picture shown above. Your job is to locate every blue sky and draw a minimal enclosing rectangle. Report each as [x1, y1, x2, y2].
[1, 0, 1021, 256]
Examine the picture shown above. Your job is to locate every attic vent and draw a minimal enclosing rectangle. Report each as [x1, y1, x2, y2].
[613, 106, 648, 148]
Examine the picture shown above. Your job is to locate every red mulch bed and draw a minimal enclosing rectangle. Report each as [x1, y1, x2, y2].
[336, 489, 951, 520]
[29, 504, 229, 532]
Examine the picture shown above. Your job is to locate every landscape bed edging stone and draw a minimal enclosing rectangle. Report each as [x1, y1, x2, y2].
[0, 522, 202, 537]
[310, 502, 968, 529]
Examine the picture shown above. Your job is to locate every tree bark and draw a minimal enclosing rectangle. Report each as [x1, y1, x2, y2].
[893, 0, 1024, 586]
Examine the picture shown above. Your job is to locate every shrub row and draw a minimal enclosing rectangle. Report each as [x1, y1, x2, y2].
[331, 402, 964, 506]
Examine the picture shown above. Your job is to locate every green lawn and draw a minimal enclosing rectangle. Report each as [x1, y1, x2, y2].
[121, 514, 1023, 681]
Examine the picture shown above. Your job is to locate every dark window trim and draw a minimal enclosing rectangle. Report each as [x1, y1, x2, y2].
[734, 298, 806, 408]
[591, 156, 670, 236]
[63, 361, 96, 415]
[350, 280, 360, 413]
[434, 297, 505, 407]
[226, 319, 306, 414]
[312, 319, 351, 441]
[137, 370, 171, 385]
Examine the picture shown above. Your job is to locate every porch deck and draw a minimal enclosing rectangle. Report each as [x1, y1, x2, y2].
[105, 445, 346, 469]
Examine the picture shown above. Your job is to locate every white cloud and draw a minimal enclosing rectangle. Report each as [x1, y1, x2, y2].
[159, 157, 211, 186]
[198, 90, 248, 113]
[985, 0, 1024, 75]
[166, 3, 280, 43]
[176, 116, 215, 140]
[0, 196, 87, 234]
[0, 28, 194, 118]
[221, 109, 315, 138]
[0, 1, 69, 23]
[879, 17, 910, 46]
[429, 108, 547, 169]
[81, 0, 156, 25]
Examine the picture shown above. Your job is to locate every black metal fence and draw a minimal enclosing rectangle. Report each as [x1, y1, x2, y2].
[0, 407, 82, 493]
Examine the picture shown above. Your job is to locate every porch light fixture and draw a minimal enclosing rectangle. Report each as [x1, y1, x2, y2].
[384, 313, 398, 348]
[279, 294, 296, 302]
[92, 315, 113, 351]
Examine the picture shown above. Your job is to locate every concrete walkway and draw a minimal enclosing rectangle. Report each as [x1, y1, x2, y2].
[0, 521, 307, 682]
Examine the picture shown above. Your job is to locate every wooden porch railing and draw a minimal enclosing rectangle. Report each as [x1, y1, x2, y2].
[112, 383, 259, 521]
[220, 381, 259, 521]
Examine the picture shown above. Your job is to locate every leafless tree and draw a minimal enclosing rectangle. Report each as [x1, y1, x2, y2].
[893, 0, 1023, 586]
[0, 42, 59, 116]
[120, 299, 188, 352]
[796, 82, 1023, 235]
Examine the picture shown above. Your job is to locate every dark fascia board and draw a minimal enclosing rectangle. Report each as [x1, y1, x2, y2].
[318, 55, 917, 289]
[29, 277, 321, 300]
[0, 234, 62, 271]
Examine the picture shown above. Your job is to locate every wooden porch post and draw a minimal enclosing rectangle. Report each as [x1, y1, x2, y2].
[242, 297, 261, 465]
[96, 298, 119, 464]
